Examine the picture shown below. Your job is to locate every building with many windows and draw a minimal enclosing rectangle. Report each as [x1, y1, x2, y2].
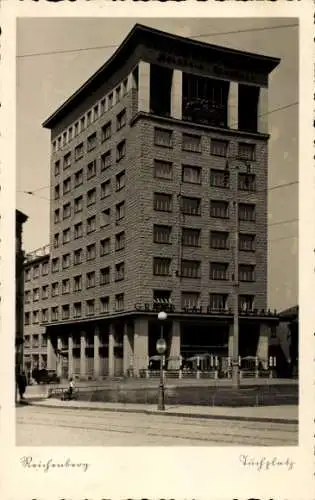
[24, 24, 280, 379]
[16, 209, 28, 376]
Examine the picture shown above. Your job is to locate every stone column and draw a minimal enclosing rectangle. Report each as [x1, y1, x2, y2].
[56, 337, 62, 378]
[108, 324, 115, 377]
[168, 320, 181, 369]
[257, 323, 270, 369]
[94, 327, 100, 379]
[171, 69, 182, 120]
[228, 324, 234, 358]
[138, 61, 150, 113]
[123, 322, 133, 375]
[133, 317, 149, 375]
[68, 335, 73, 378]
[80, 332, 86, 379]
[258, 87, 268, 134]
[228, 82, 238, 130]
[47, 336, 55, 370]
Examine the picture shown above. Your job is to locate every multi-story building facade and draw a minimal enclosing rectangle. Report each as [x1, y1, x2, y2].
[26, 24, 280, 379]
[16, 209, 28, 376]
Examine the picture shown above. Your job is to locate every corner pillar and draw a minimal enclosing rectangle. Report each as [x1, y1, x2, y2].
[47, 336, 55, 370]
[56, 337, 62, 378]
[171, 69, 182, 120]
[68, 335, 73, 378]
[138, 61, 150, 113]
[80, 332, 86, 378]
[133, 317, 149, 375]
[108, 324, 115, 377]
[94, 327, 100, 378]
[228, 82, 238, 130]
[228, 325, 234, 358]
[257, 323, 270, 369]
[123, 322, 134, 375]
[168, 320, 181, 369]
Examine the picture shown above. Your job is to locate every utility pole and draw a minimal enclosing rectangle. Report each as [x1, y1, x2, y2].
[231, 164, 240, 389]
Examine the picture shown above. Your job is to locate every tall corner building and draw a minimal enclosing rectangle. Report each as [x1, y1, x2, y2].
[41, 24, 280, 379]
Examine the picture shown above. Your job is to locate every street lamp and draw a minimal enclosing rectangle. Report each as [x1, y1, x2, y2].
[156, 311, 167, 410]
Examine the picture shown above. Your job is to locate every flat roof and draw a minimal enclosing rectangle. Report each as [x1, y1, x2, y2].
[43, 23, 280, 130]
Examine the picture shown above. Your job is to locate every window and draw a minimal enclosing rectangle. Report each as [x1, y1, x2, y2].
[123, 79, 128, 95]
[63, 177, 71, 194]
[239, 264, 255, 282]
[62, 228, 71, 244]
[211, 139, 228, 157]
[239, 233, 255, 252]
[86, 111, 92, 126]
[25, 268, 31, 282]
[210, 231, 229, 250]
[54, 160, 60, 176]
[238, 143, 256, 161]
[62, 132, 67, 146]
[115, 232, 125, 251]
[74, 195, 83, 213]
[33, 265, 39, 278]
[24, 291, 31, 304]
[153, 257, 171, 276]
[62, 279, 70, 294]
[210, 169, 229, 188]
[63, 202, 71, 219]
[87, 188, 96, 206]
[101, 180, 111, 198]
[181, 196, 201, 216]
[210, 262, 229, 280]
[116, 201, 125, 222]
[41, 309, 49, 323]
[239, 294, 254, 312]
[51, 258, 59, 273]
[62, 305, 70, 320]
[54, 184, 60, 200]
[182, 165, 201, 184]
[154, 193, 172, 212]
[209, 293, 228, 310]
[80, 116, 86, 131]
[53, 233, 59, 248]
[100, 267, 110, 285]
[116, 140, 126, 161]
[87, 132, 97, 152]
[86, 299, 95, 316]
[62, 253, 71, 269]
[182, 228, 200, 247]
[33, 288, 40, 302]
[100, 208, 110, 227]
[101, 121, 111, 142]
[153, 290, 172, 306]
[73, 275, 82, 292]
[87, 160, 96, 179]
[115, 262, 125, 281]
[24, 312, 30, 325]
[53, 141, 57, 153]
[154, 128, 173, 148]
[75, 142, 84, 161]
[51, 282, 59, 297]
[86, 271, 96, 288]
[33, 311, 39, 324]
[154, 160, 172, 180]
[182, 133, 201, 153]
[100, 297, 110, 314]
[87, 216, 96, 233]
[54, 209, 60, 223]
[73, 302, 82, 318]
[100, 98, 106, 115]
[68, 127, 73, 141]
[210, 200, 229, 218]
[117, 109, 126, 130]
[42, 261, 49, 276]
[63, 152, 71, 169]
[86, 243, 96, 261]
[74, 168, 83, 187]
[116, 86, 121, 103]
[74, 248, 83, 265]
[41, 333, 48, 347]
[115, 293, 124, 312]
[181, 260, 201, 278]
[100, 237, 110, 256]
[42, 285, 49, 299]
[74, 222, 83, 239]
[116, 170, 125, 191]
[238, 173, 256, 192]
[239, 203, 256, 222]
[101, 150, 111, 170]
[108, 92, 113, 108]
[93, 104, 99, 122]
[153, 225, 171, 244]
[181, 292, 200, 310]
[51, 307, 59, 321]
[57, 136, 62, 149]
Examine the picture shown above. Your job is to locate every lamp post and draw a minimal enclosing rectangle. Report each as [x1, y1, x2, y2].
[156, 311, 167, 411]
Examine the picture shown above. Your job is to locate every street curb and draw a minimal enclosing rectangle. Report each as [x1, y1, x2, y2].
[26, 401, 298, 425]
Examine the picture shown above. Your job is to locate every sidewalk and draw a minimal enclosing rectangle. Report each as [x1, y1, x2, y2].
[25, 397, 298, 424]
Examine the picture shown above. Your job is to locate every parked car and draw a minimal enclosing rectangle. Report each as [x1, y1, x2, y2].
[32, 369, 60, 384]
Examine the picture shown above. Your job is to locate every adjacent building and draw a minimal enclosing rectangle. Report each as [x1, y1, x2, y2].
[16, 209, 28, 376]
[24, 24, 280, 379]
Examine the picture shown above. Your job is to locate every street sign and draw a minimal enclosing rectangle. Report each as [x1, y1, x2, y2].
[156, 338, 167, 354]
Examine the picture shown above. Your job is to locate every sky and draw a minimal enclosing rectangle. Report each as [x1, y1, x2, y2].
[16, 17, 298, 311]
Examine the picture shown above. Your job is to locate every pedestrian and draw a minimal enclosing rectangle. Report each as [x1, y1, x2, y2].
[68, 377, 75, 399]
[17, 371, 27, 402]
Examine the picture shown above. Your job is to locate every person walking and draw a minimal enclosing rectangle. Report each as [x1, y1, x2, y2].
[17, 371, 27, 402]
[68, 377, 75, 399]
